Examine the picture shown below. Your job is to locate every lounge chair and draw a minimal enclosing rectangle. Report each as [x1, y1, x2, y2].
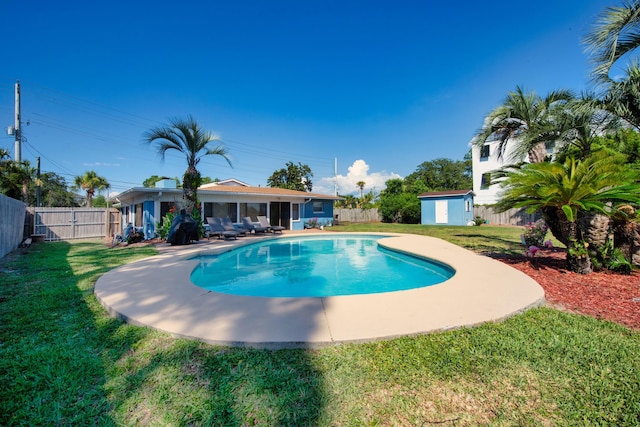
[206, 217, 239, 240]
[241, 216, 270, 233]
[257, 215, 285, 233]
[221, 217, 248, 236]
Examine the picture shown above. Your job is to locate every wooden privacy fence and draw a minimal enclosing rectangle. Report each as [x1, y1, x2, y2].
[334, 208, 381, 223]
[25, 207, 121, 241]
[473, 205, 541, 226]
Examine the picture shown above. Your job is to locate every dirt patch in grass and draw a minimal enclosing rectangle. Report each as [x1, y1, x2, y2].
[362, 368, 558, 426]
[492, 249, 640, 329]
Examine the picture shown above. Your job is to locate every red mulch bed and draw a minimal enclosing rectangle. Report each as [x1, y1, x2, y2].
[492, 249, 640, 330]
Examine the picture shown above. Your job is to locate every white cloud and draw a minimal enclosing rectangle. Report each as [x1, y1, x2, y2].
[83, 162, 121, 167]
[315, 159, 401, 196]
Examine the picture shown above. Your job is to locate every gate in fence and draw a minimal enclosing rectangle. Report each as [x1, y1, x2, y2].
[27, 207, 121, 241]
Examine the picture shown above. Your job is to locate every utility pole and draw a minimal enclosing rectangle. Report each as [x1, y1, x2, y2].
[14, 80, 21, 162]
[5, 81, 22, 161]
[36, 156, 41, 207]
[13, 80, 22, 163]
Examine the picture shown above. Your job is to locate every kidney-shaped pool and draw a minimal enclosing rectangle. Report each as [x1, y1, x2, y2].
[190, 235, 454, 297]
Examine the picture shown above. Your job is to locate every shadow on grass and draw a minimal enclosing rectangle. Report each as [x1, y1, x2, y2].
[0, 241, 125, 424]
[1, 240, 325, 426]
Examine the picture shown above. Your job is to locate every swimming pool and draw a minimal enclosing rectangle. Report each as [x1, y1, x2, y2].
[95, 232, 546, 348]
[190, 235, 454, 297]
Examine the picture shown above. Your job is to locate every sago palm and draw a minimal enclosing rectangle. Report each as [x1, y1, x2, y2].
[495, 151, 640, 273]
[144, 116, 231, 211]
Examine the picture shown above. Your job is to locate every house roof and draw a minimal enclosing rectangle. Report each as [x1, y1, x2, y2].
[113, 183, 342, 204]
[200, 178, 250, 187]
[417, 189, 474, 199]
[199, 185, 342, 199]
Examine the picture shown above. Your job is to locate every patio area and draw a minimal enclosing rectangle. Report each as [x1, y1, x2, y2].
[95, 232, 545, 348]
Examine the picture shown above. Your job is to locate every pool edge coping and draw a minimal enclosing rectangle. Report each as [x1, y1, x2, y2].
[95, 232, 546, 349]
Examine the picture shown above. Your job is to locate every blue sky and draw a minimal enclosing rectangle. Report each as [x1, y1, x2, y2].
[0, 0, 615, 196]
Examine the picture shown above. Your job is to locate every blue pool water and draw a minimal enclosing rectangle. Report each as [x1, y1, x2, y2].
[190, 235, 454, 297]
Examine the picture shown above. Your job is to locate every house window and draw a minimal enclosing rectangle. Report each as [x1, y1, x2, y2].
[240, 202, 267, 220]
[480, 144, 490, 159]
[204, 202, 238, 222]
[135, 203, 143, 226]
[480, 173, 492, 190]
[465, 199, 471, 212]
[292, 203, 300, 221]
[313, 201, 324, 213]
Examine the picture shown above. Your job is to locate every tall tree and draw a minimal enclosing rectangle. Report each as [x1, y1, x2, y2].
[267, 162, 313, 192]
[0, 150, 34, 203]
[584, 0, 640, 84]
[29, 172, 78, 207]
[378, 178, 420, 223]
[144, 116, 231, 211]
[356, 181, 365, 199]
[495, 151, 640, 273]
[404, 158, 472, 192]
[602, 60, 640, 129]
[552, 94, 621, 161]
[73, 171, 110, 207]
[474, 86, 573, 164]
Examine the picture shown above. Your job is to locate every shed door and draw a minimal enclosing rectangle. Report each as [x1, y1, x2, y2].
[435, 200, 448, 224]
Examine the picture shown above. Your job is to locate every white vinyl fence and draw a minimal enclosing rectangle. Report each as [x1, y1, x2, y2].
[26, 207, 121, 241]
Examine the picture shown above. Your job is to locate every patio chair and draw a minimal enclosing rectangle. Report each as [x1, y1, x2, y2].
[241, 216, 270, 233]
[257, 215, 285, 233]
[221, 217, 248, 236]
[206, 217, 239, 240]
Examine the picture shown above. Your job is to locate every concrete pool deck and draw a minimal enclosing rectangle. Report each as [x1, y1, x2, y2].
[95, 232, 545, 348]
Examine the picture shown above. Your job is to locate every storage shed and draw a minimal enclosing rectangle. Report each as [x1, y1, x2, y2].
[418, 190, 474, 226]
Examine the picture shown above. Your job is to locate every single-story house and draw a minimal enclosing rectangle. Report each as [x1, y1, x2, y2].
[418, 189, 474, 226]
[113, 178, 342, 238]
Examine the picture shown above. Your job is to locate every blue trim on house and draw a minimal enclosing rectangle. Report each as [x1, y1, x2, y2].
[294, 199, 335, 231]
[143, 200, 155, 239]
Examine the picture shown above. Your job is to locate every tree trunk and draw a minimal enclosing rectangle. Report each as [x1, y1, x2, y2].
[541, 207, 572, 246]
[567, 252, 593, 274]
[543, 207, 593, 273]
[182, 167, 200, 213]
[613, 219, 640, 267]
[527, 142, 548, 164]
[579, 212, 610, 267]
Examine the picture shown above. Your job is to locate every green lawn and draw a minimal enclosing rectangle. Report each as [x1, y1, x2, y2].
[1, 229, 638, 426]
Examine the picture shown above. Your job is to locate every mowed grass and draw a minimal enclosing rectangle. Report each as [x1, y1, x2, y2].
[0, 230, 638, 426]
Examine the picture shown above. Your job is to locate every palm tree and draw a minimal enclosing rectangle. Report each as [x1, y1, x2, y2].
[474, 86, 574, 164]
[584, 0, 640, 84]
[356, 181, 365, 199]
[144, 116, 231, 211]
[552, 94, 621, 161]
[73, 170, 110, 207]
[602, 60, 640, 129]
[495, 151, 640, 273]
